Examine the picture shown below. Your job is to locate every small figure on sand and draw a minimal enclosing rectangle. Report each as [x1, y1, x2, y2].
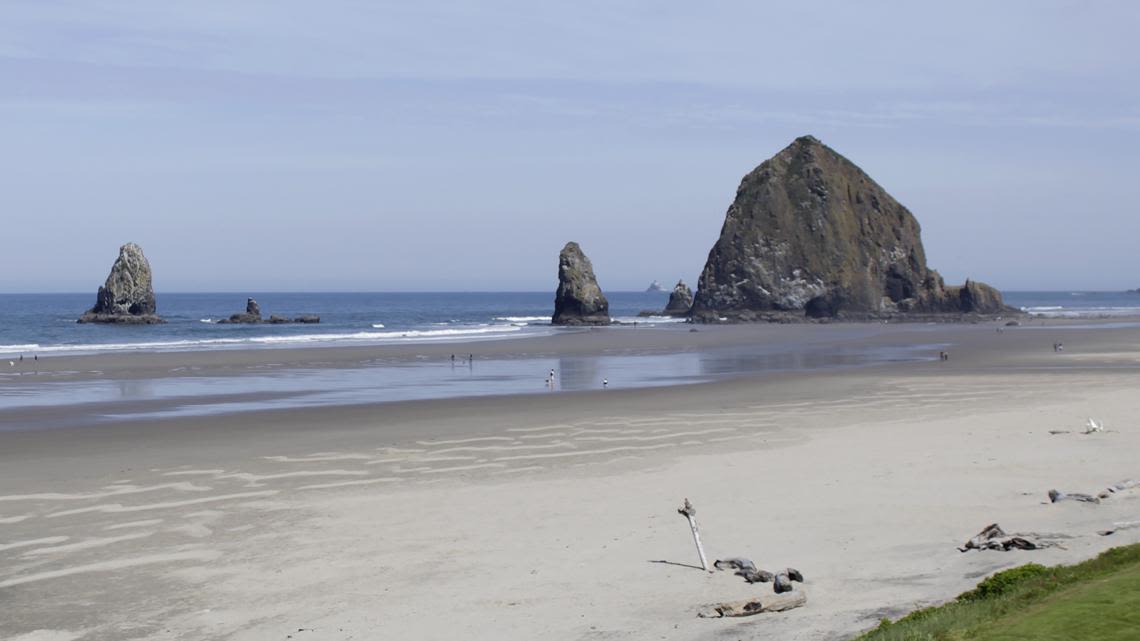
[1053, 342, 1064, 352]
[603, 378, 608, 389]
[939, 351, 949, 361]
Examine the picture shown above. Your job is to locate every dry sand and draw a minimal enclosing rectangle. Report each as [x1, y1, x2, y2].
[2, 321, 1139, 641]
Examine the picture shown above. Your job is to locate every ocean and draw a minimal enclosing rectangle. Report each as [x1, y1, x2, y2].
[2, 290, 1138, 427]
[0, 290, 1137, 357]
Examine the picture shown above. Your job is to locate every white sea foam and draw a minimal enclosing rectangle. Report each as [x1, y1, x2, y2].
[371, 323, 385, 328]
[0, 344, 42, 356]
[1023, 306, 1140, 318]
[3, 325, 531, 356]
[199, 318, 213, 323]
[493, 316, 549, 323]
[613, 316, 688, 324]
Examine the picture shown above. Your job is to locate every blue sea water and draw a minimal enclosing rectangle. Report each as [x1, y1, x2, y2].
[0, 290, 1137, 357]
[0, 291, 680, 357]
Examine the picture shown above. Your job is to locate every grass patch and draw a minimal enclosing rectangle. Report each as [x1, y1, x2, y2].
[852, 543, 1140, 641]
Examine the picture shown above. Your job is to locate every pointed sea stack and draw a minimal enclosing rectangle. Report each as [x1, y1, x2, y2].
[552, 242, 611, 325]
[77, 243, 164, 324]
[691, 136, 1013, 321]
[663, 280, 694, 317]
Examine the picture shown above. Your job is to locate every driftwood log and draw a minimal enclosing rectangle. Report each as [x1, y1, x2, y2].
[1098, 520, 1140, 536]
[959, 523, 1059, 552]
[1098, 479, 1138, 499]
[1050, 479, 1137, 505]
[1048, 489, 1100, 504]
[697, 591, 807, 618]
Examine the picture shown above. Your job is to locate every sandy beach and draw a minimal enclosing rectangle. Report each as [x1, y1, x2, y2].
[2, 321, 1139, 641]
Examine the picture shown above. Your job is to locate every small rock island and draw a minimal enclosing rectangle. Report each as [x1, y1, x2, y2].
[217, 298, 320, 324]
[552, 242, 611, 326]
[691, 135, 1015, 322]
[77, 242, 165, 324]
[662, 280, 694, 317]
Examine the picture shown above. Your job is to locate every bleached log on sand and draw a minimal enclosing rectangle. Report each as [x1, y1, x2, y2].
[697, 591, 807, 618]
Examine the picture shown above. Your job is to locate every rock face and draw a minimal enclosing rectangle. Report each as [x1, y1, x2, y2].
[552, 242, 611, 325]
[663, 280, 694, 316]
[646, 280, 664, 293]
[77, 243, 164, 324]
[691, 136, 1011, 321]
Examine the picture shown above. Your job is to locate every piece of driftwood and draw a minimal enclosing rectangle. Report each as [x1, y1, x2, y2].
[677, 499, 710, 571]
[714, 558, 803, 586]
[959, 523, 1059, 552]
[1048, 489, 1100, 504]
[714, 558, 756, 574]
[742, 569, 775, 584]
[1098, 479, 1139, 499]
[1098, 520, 1140, 536]
[697, 591, 807, 618]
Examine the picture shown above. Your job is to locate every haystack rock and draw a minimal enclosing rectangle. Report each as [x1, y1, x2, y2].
[691, 136, 1013, 321]
[77, 242, 164, 324]
[552, 242, 611, 325]
[663, 280, 694, 316]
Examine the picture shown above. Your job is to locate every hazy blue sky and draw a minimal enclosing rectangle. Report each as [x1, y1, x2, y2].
[2, 1, 1138, 292]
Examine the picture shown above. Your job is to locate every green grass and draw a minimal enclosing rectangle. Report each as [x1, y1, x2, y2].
[852, 543, 1140, 641]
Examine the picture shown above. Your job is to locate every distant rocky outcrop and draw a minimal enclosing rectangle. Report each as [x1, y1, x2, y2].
[691, 136, 1014, 321]
[646, 280, 664, 293]
[218, 298, 262, 324]
[77, 243, 164, 324]
[217, 298, 320, 325]
[663, 280, 694, 316]
[552, 242, 611, 325]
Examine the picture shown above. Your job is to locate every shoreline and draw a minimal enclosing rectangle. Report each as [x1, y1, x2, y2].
[3, 318, 1140, 432]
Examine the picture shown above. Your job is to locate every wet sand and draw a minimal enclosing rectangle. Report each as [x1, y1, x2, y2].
[2, 320, 1139, 640]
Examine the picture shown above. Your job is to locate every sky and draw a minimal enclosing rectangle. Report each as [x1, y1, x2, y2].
[1, 1, 1138, 292]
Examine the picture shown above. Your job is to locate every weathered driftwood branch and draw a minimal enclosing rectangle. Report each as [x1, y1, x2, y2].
[959, 523, 1059, 552]
[677, 498, 710, 571]
[1048, 489, 1100, 504]
[714, 557, 756, 574]
[1050, 479, 1137, 504]
[1098, 479, 1138, 499]
[1098, 520, 1140, 536]
[697, 591, 807, 618]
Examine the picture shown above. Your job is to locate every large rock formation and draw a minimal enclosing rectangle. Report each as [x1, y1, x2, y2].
[552, 242, 611, 325]
[691, 136, 1012, 321]
[77, 243, 164, 324]
[663, 280, 694, 316]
